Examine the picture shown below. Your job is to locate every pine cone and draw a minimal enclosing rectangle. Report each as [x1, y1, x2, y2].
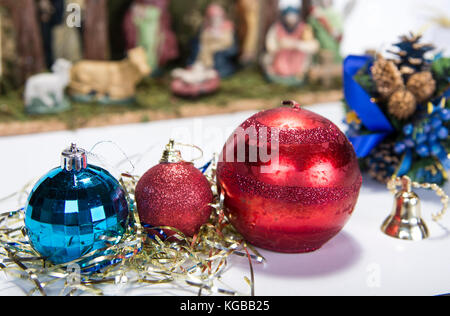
[366, 142, 400, 184]
[406, 71, 436, 103]
[399, 65, 415, 76]
[389, 33, 434, 73]
[388, 88, 417, 120]
[371, 56, 404, 99]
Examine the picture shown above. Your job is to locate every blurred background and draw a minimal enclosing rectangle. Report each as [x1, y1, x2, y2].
[0, 0, 449, 136]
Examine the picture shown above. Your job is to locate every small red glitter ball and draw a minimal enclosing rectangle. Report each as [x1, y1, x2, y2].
[135, 161, 213, 237]
[217, 102, 362, 253]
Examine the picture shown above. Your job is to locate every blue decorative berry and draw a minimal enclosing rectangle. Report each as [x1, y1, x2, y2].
[404, 138, 415, 148]
[423, 124, 432, 134]
[403, 124, 414, 136]
[431, 117, 442, 129]
[416, 144, 430, 157]
[415, 133, 427, 144]
[440, 108, 450, 121]
[437, 126, 448, 140]
[428, 133, 438, 143]
[430, 143, 443, 156]
[394, 142, 406, 154]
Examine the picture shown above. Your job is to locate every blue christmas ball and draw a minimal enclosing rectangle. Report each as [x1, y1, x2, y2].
[25, 144, 129, 265]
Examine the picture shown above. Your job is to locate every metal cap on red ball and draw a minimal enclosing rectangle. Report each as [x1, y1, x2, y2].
[217, 101, 362, 253]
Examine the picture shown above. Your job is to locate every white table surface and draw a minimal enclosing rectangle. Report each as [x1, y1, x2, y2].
[0, 102, 449, 296]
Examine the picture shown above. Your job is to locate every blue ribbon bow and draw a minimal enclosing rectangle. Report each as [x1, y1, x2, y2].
[343, 55, 394, 158]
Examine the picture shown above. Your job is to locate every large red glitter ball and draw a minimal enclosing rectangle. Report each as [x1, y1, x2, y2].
[217, 103, 362, 253]
[135, 162, 213, 237]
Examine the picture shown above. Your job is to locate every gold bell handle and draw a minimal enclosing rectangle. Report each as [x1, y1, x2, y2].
[388, 176, 449, 222]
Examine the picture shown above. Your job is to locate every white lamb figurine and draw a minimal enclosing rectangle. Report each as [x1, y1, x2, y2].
[24, 59, 72, 109]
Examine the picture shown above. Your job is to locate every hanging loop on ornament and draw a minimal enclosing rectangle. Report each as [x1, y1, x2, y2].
[387, 175, 449, 222]
[160, 139, 204, 164]
[282, 100, 302, 110]
[88, 140, 136, 174]
[175, 142, 204, 163]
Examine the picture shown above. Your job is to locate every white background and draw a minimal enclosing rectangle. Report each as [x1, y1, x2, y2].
[282, 0, 450, 57]
[337, 0, 450, 57]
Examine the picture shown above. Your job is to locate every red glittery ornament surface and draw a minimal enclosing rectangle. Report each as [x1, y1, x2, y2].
[217, 104, 362, 253]
[135, 161, 213, 237]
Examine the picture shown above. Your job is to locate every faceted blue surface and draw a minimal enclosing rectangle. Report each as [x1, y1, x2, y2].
[25, 165, 129, 265]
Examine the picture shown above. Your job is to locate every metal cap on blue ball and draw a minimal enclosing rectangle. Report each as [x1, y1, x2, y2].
[61, 143, 87, 172]
[25, 143, 130, 267]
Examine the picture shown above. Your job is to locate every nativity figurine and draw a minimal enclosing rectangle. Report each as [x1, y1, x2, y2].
[187, 4, 238, 78]
[262, 6, 319, 85]
[170, 4, 237, 97]
[123, 0, 179, 74]
[308, 0, 343, 63]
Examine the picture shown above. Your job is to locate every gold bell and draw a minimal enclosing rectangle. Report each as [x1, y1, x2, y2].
[381, 176, 429, 241]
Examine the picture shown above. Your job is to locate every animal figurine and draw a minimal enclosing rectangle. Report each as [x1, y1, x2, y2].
[24, 58, 72, 114]
[69, 47, 151, 104]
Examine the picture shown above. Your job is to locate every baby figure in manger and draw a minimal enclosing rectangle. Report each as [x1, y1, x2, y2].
[262, 5, 319, 86]
[171, 4, 238, 97]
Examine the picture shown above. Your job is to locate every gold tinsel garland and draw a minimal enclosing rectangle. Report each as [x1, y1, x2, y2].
[0, 161, 264, 296]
